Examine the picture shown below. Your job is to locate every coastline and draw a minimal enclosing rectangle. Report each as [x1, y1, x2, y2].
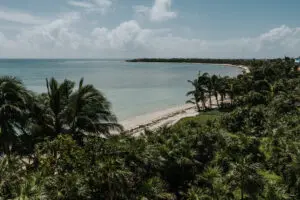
[127, 59, 251, 73]
[120, 64, 250, 135]
[194, 63, 250, 73]
[120, 104, 199, 136]
[121, 97, 221, 136]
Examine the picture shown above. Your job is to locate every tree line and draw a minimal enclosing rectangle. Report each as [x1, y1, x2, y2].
[0, 57, 300, 199]
[186, 72, 242, 111]
[126, 58, 283, 66]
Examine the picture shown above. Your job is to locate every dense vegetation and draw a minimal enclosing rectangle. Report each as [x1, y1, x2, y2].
[126, 58, 282, 66]
[0, 57, 300, 199]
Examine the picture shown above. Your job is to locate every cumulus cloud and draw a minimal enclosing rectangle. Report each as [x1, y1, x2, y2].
[134, 0, 177, 22]
[0, 14, 300, 58]
[90, 23, 300, 58]
[16, 12, 81, 49]
[68, 1, 95, 9]
[92, 20, 143, 49]
[68, 0, 112, 14]
[0, 8, 48, 25]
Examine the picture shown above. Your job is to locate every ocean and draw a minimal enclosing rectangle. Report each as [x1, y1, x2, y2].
[0, 59, 242, 120]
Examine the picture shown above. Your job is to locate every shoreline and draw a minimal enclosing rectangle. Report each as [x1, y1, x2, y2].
[120, 104, 199, 136]
[120, 97, 221, 136]
[120, 64, 250, 135]
[127, 60, 250, 73]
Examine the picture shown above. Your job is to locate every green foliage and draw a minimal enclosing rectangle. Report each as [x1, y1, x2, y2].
[0, 57, 300, 199]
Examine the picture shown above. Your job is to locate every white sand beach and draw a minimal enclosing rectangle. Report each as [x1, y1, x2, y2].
[121, 104, 199, 136]
[121, 97, 222, 136]
[120, 65, 249, 136]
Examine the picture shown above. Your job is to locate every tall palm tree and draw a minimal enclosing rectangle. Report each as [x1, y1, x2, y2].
[226, 78, 239, 105]
[186, 79, 201, 112]
[66, 78, 122, 143]
[197, 72, 210, 110]
[229, 158, 264, 200]
[0, 76, 30, 155]
[211, 75, 220, 107]
[187, 72, 210, 111]
[46, 78, 75, 136]
[33, 78, 122, 144]
[203, 74, 213, 108]
[218, 76, 228, 107]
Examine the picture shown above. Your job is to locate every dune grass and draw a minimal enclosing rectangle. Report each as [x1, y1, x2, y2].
[175, 110, 222, 127]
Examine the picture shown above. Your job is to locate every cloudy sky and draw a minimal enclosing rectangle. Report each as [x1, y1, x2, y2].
[0, 0, 300, 58]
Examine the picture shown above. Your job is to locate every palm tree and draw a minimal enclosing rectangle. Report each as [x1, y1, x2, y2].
[0, 76, 30, 156]
[186, 79, 201, 112]
[218, 76, 228, 107]
[211, 75, 220, 107]
[45, 78, 75, 136]
[199, 166, 231, 199]
[187, 72, 210, 111]
[228, 158, 264, 200]
[226, 78, 239, 105]
[34, 78, 122, 144]
[66, 78, 122, 143]
[203, 74, 213, 108]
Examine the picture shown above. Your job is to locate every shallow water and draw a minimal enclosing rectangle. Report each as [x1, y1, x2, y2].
[0, 59, 242, 120]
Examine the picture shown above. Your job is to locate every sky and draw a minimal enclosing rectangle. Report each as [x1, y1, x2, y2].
[0, 0, 300, 58]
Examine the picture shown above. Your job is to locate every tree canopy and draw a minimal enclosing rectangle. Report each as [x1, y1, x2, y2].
[0, 57, 300, 199]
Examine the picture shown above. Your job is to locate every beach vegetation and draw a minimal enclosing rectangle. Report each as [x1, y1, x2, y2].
[0, 57, 299, 199]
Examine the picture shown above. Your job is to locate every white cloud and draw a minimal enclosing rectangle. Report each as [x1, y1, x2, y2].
[68, 1, 95, 9]
[91, 23, 300, 58]
[93, 0, 112, 7]
[1, 14, 300, 58]
[10, 12, 84, 57]
[134, 0, 177, 22]
[0, 8, 48, 25]
[68, 0, 112, 14]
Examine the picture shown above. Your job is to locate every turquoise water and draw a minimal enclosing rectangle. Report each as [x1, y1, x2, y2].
[0, 59, 242, 120]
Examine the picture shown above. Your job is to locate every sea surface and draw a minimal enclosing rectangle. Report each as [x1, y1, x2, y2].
[0, 59, 242, 120]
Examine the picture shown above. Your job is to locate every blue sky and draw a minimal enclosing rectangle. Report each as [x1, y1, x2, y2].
[0, 0, 300, 58]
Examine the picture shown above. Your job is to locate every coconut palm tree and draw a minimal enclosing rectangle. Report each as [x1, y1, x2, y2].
[203, 74, 213, 108]
[211, 75, 220, 107]
[45, 78, 75, 136]
[66, 78, 122, 143]
[34, 78, 122, 144]
[0, 76, 30, 156]
[199, 166, 231, 199]
[228, 158, 264, 200]
[186, 79, 201, 112]
[218, 76, 228, 107]
[197, 72, 210, 109]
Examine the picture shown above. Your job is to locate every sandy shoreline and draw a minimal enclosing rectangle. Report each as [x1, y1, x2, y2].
[206, 63, 250, 73]
[120, 98, 222, 136]
[120, 64, 249, 136]
[120, 104, 199, 136]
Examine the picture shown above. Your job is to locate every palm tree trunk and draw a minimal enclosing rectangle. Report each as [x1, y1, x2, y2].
[55, 116, 60, 135]
[221, 94, 224, 107]
[209, 92, 212, 108]
[196, 102, 201, 112]
[215, 94, 220, 107]
[202, 100, 206, 111]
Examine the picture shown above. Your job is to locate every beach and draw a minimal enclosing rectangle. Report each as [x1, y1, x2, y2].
[121, 104, 199, 136]
[121, 98, 219, 136]
[120, 64, 249, 135]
